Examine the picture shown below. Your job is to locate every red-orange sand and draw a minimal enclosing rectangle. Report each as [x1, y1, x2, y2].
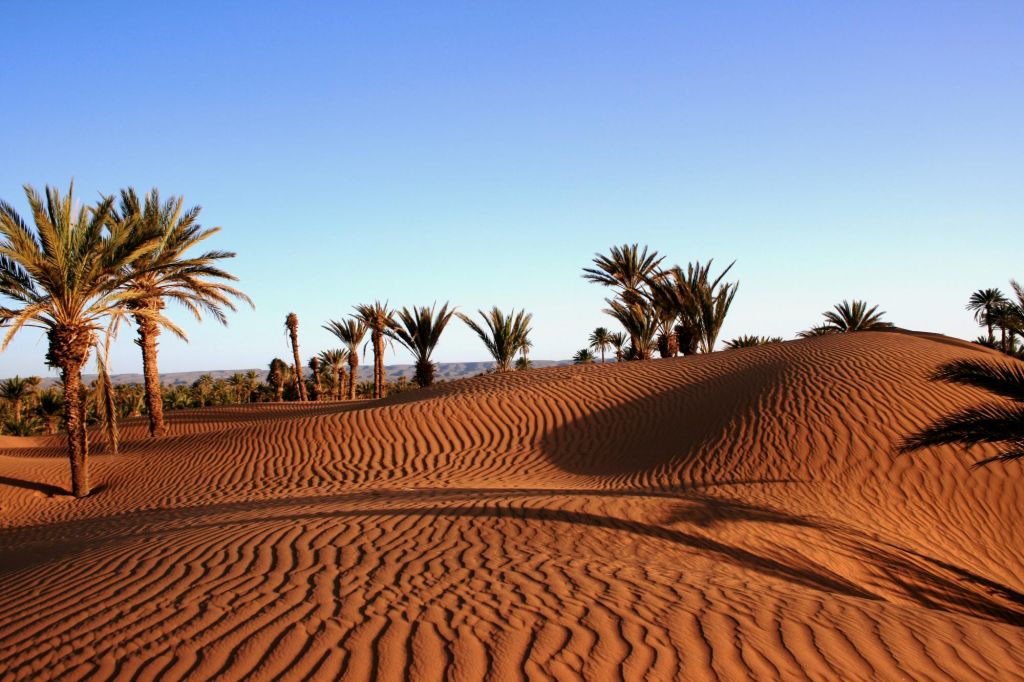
[1, 331, 1022, 680]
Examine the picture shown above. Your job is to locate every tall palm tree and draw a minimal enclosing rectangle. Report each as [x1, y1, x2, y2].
[387, 303, 456, 387]
[0, 376, 35, 422]
[267, 358, 289, 402]
[353, 301, 394, 399]
[284, 313, 308, 401]
[318, 349, 349, 400]
[608, 331, 628, 361]
[582, 243, 663, 304]
[111, 188, 252, 436]
[0, 183, 158, 496]
[573, 348, 595, 364]
[967, 288, 1008, 345]
[324, 318, 368, 400]
[458, 307, 533, 372]
[603, 300, 658, 360]
[900, 359, 1024, 466]
[817, 300, 893, 333]
[588, 327, 612, 363]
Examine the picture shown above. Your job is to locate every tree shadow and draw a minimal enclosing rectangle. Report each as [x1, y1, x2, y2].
[538, 359, 789, 476]
[0, 475, 66, 496]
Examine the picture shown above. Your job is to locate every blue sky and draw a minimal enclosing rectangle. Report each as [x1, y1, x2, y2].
[2, 2, 1022, 377]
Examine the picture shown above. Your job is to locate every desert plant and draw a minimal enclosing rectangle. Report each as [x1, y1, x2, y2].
[35, 388, 63, 434]
[588, 327, 612, 362]
[582, 243, 663, 304]
[284, 313, 308, 401]
[603, 300, 658, 360]
[110, 188, 252, 436]
[608, 331, 628, 361]
[324, 318, 368, 400]
[267, 358, 289, 402]
[813, 300, 893, 334]
[354, 302, 394, 399]
[648, 260, 738, 354]
[307, 356, 324, 400]
[725, 335, 784, 349]
[0, 375, 38, 422]
[967, 288, 1008, 346]
[900, 359, 1024, 466]
[0, 183, 160, 496]
[387, 303, 456, 387]
[458, 307, 533, 372]
[573, 348, 595, 364]
[318, 349, 350, 400]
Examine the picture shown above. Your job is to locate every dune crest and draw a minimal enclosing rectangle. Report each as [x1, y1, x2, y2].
[1, 331, 1022, 680]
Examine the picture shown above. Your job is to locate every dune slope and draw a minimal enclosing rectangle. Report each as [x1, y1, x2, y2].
[1, 331, 1022, 680]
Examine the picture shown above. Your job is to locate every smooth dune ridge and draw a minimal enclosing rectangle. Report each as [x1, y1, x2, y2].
[1, 331, 1023, 680]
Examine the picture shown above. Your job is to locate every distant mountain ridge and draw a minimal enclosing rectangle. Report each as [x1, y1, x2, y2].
[22, 361, 576, 387]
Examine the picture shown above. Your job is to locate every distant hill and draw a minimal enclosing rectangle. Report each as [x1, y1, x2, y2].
[23, 361, 576, 387]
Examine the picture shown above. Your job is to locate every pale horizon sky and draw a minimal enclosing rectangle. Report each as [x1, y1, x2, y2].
[2, 2, 1022, 379]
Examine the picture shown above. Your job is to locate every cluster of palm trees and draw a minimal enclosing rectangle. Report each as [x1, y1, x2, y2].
[266, 304, 533, 405]
[582, 244, 739, 360]
[966, 284, 1024, 357]
[0, 183, 250, 496]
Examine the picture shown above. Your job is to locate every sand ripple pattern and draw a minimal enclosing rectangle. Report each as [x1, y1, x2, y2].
[1, 331, 1023, 680]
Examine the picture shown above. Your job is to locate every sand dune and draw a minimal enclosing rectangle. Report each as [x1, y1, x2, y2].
[1, 331, 1022, 680]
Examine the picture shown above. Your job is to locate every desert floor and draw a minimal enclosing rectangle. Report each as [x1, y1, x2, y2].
[1, 331, 1022, 681]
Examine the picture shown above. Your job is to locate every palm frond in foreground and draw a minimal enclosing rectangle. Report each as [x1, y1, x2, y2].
[899, 358, 1024, 466]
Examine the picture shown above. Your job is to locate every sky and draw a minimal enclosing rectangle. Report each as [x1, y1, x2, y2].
[1, 1, 1022, 378]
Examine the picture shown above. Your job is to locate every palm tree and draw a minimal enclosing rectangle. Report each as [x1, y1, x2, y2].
[308, 356, 323, 400]
[458, 307, 533, 372]
[900, 359, 1024, 466]
[0, 183, 158, 497]
[192, 374, 215, 407]
[516, 337, 533, 370]
[267, 358, 288, 402]
[797, 325, 838, 339]
[573, 348, 595, 364]
[814, 300, 894, 334]
[111, 188, 252, 437]
[324, 318, 368, 400]
[92, 344, 119, 456]
[582, 243, 663, 304]
[588, 327, 612, 363]
[0, 376, 36, 422]
[648, 260, 738, 354]
[724, 335, 784, 349]
[284, 313, 308, 401]
[967, 288, 1008, 346]
[603, 300, 658, 360]
[227, 373, 247, 403]
[318, 349, 349, 400]
[354, 302, 394, 399]
[35, 388, 63, 435]
[608, 331, 628, 361]
[387, 303, 456, 387]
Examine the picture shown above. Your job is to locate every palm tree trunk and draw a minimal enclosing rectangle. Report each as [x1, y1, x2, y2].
[12, 399, 21, 423]
[336, 368, 346, 400]
[60, 364, 89, 497]
[287, 316, 308, 401]
[136, 315, 167, 437]
[348, 355, 358, 400]
[373, 331, 385, 399]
